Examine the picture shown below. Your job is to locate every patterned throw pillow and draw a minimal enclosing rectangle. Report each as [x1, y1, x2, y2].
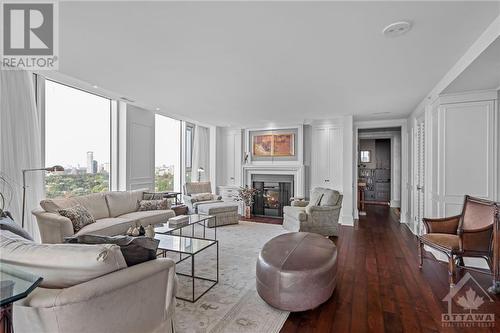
[138, 199, 171, 211]
[58, 205, 96, 233]
[190, 192, 214, 202]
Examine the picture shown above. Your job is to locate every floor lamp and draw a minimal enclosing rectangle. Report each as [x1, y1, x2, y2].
[22, 165, 64, 228]
[197, 167, 205, 182]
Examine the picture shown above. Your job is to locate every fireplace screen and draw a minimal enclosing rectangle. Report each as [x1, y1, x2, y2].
[253, 181, 292, 217]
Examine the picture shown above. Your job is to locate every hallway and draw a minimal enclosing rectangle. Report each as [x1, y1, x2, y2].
[282, 206, 500, 333]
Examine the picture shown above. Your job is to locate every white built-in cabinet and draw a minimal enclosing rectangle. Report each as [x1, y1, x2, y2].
[311, 124, 343, 191]
[220, 129, 242, 186]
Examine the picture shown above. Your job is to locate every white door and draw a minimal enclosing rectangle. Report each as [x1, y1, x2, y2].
[312, 127, 331, 188]
[415, 118, 425, 235]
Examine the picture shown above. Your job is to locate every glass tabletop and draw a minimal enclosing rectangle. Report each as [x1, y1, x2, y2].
[154, 214, 214, 234]
[154, 234, 216, 255]
[0, 263, 43, 306]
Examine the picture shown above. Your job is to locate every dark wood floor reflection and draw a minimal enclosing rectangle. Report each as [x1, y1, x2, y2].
[281, 205, 500, 333]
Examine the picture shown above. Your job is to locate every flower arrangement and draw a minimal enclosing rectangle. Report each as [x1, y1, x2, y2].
[236, 186, 259, 218]
[236, 186, 259, 207]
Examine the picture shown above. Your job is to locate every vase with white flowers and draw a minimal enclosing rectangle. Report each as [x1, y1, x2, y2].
[236, 186, 259, 219]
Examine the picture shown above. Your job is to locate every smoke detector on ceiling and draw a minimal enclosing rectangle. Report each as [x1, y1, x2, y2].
[383, 21, 412, 37]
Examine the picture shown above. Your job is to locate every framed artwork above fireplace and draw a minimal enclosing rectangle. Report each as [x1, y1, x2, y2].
[252, 133, 295, 157]
[246, 125, 302, 165]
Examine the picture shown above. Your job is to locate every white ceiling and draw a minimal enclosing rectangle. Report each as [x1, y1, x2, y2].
[56, 1, 500, 126]
[443, 36, 500, 94]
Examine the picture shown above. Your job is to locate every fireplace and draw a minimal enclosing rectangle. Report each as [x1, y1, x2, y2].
[252, 175, 294, 218]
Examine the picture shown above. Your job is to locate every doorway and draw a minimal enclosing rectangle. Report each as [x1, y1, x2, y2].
[356, 127, 402, 217]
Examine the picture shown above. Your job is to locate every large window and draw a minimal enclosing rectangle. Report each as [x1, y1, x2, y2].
[44, 80, 111, 198]
[155, 115, 181, 192]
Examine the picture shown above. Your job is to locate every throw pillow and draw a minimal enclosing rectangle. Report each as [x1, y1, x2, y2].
[0, 215, 33, 241]
[138, 199, 171, 211]
[65, 235, 159, 266]
[58, 205, 96, 233]
[190, 192, 214, 202]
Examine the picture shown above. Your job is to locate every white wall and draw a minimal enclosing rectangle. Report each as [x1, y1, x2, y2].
[122, 105, 156, 190]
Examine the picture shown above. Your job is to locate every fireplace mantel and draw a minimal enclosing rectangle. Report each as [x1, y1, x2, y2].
[242, 164, 305, 197]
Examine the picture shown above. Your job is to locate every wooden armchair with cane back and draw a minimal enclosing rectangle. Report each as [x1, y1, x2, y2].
[418, 195, 500, 293]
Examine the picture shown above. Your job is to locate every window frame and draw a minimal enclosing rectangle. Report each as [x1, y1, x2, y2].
[39, 76, 113, 197]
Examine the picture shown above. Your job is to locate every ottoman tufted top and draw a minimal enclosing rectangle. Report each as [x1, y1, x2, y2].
[259, 232, 336, 272]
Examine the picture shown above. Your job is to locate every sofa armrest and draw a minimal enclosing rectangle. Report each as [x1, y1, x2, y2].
[422, 215, 460, 234]
[305, 205, 339, 215]
[32, 208, 74, 244]
[291, 200, 309, 207]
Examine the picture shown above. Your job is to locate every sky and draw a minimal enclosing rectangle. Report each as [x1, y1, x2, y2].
[155, 114, 180, 168]
[45, 80, 110, 168]
[45, 80, 180, 170]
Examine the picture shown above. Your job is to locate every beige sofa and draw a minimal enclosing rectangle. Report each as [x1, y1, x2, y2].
[1, 230, 176, 333]
[283, 188, 343, 237]
[33, 190, 175, 244]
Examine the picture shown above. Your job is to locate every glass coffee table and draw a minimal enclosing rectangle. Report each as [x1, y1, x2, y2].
[155, 214, 218, 240]
[155, 233, 218, 303]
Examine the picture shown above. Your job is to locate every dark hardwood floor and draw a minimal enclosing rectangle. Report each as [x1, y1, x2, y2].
[240, 215, 283, 225]
[281, 205, 500, 333]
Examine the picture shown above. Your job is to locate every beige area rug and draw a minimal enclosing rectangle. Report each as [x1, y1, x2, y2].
[170, 221, 290, 333]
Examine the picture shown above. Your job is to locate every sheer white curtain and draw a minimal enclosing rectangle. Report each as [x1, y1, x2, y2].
[0, 70, 43, 241]
[191, 125, 210, 182]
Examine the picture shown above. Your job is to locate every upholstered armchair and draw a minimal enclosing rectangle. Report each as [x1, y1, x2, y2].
[418, 195, 500, 293]
[283, 188, 343, 237]
[183, 181, 222, 213]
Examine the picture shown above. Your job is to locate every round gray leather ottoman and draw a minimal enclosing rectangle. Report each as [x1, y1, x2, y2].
[256, 232, 337, 312]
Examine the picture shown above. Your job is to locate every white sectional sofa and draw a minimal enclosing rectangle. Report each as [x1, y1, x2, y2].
[33, 189, 175, 243]
[0, 229, 176, 333]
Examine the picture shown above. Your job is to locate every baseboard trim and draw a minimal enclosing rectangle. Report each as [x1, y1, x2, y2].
[341, 215, 354, 226]
[390, 200, 401, 208]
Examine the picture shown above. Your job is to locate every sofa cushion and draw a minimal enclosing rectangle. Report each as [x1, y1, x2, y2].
[420, 233, 460, 251]
[283, 206, 307, 222]
[105, 189, 145, 217]
[75, 217, 136, 237]
[119, 210, 175, 227]
[58, 205, 96, 233]
[40, 193, 110, 220]
[0, 230, 126, 288]
[138, 199, 171, 211]
[65, 235, 159, 267]
[320, 189, 340, 206]
[197, 202, 239, 215]
[190, 192, 215, 202]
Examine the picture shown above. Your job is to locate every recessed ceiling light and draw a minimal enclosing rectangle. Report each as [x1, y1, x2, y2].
[383, 21, 412, 37]
[92, 85, 98, 89]
[155, 107, 160, 111]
